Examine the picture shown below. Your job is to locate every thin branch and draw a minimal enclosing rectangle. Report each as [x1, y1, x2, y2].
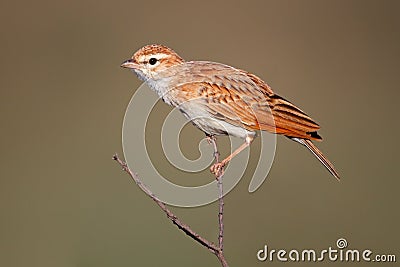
[208, 136, 225, 251]
[217, 178, 224, 251]
[112, 154, 228, 267]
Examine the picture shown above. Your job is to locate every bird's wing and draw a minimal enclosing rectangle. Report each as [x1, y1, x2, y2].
[173, 61, 322, 140]
[179, 82, 276, 131]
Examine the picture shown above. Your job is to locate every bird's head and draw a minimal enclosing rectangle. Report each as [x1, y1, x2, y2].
[121, 44, 184, 80]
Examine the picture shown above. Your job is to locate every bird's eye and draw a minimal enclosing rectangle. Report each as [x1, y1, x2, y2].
[149, 58, 157, 65]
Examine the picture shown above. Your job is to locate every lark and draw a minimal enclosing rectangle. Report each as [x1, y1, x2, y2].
[121, 44, 339, 180]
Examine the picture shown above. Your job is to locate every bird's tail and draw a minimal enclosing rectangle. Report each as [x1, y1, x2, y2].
[291, 138, 340, 181]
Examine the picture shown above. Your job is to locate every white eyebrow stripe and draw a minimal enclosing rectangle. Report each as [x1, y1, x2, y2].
[150, 53, 169, 59]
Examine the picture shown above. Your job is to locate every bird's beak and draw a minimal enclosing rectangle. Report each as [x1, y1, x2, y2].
[121, 59, 139, 69]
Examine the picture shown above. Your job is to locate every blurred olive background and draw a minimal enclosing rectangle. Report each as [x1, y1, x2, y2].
[1, 0, 399, 266]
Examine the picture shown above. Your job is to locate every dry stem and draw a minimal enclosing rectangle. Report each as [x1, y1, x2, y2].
[113, 147, 228, 266]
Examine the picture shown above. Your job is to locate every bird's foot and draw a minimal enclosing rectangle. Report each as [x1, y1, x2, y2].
[206, 135, 216, 145]
[210, 162, 225, 178]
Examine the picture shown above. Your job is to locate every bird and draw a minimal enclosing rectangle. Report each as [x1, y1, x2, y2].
[121, 44, 339, 180]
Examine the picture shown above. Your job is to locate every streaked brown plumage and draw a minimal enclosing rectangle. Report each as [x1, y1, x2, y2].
[121, 44, 339, 180]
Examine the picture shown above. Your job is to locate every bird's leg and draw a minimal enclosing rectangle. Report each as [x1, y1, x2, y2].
[206, 135, 220, 161]
[210, 136, 254, 176]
